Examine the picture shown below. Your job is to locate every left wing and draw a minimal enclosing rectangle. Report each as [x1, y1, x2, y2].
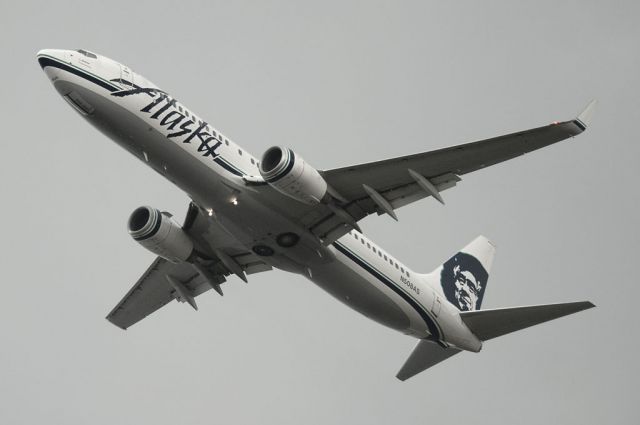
[323, 102, 594, 214]
[286, 102, 595, 244]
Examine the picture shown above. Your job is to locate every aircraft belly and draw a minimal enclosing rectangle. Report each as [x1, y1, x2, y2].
[51, 74, 422, 337]
[52, 81, 232, 203]
[54, 81, 144, 155]
[51, 81, 340, 268]
[309, 259, 412, 332]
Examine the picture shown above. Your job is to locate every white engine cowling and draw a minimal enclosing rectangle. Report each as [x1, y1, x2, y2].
[128, 206, 194, 263]
[259, 146, 327, 204]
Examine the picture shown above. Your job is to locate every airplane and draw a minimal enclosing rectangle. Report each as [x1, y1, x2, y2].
[37, 48, 596, 380]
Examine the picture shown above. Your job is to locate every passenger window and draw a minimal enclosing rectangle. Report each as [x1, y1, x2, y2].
[383, 254, 387, 261]
[238, 149, 242, 156]
[372, 247, 376, 254]
[367, 243, 371, 249]
[250, 158, 255, 165]
[401, 267, 404, 273]
[361, 239, 365, 245]
[225, 139, 229, 146]
[395, 263, 399, 269]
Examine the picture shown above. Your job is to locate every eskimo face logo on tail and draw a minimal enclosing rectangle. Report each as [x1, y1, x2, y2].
[440, 252, 488, 311]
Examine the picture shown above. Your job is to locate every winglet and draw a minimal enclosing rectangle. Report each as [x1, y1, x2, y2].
[575, 99, 597, 130]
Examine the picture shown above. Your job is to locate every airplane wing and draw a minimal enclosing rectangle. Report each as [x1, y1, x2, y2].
[285, 101, 596, 244]
[106, 203, 272, 330]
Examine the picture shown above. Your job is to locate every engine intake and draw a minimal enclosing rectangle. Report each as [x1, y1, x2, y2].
[128, 206, 194, 263]
[259, 146, 327, 204]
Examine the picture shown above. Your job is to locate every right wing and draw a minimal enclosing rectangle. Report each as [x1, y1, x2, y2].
[107, 257, 212, 330]
[106, 203, 272, 330]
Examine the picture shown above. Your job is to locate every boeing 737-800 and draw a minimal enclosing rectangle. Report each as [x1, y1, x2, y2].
[37, 48, 595, 380]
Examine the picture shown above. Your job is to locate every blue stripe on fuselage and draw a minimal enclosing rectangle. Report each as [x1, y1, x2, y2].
[38, 56, 120, 92]
[214, 157, 244, 176]
[39, 55, 248, 178]
[332, 241, 443, 341]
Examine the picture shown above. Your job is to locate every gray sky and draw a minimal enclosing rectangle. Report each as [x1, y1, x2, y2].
[1, 1, 638, 424]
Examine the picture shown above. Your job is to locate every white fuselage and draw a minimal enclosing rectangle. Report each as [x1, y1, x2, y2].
[38, 49, 481, 352]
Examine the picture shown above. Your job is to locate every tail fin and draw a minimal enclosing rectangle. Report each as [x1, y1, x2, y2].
[434, 235, 496, 311]
[460, 301, 595, 341]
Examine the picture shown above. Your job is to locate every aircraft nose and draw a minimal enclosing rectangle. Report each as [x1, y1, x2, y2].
[36, 48, 68, 63]
[37, 49, 71, 81]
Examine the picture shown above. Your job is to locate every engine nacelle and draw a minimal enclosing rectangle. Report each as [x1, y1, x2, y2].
[128, 206, 194, 263]
[259, 146, 327, 204]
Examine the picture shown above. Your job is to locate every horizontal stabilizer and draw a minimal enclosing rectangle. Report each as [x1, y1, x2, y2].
[460, 301, 595, 341]
[396, 340, 461, 381]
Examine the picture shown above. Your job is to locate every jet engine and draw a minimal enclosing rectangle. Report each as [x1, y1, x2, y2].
[128, 206, 194, 263]
[259, 146, 327, 204]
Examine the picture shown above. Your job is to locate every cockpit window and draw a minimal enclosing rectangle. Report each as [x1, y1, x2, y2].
[77, 49, 97, 59]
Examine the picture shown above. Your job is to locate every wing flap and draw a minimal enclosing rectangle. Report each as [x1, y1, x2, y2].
[106, 257, 214, 330]
[106, 202, 273, 330]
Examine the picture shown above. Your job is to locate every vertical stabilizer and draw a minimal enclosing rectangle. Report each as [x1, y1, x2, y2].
[435, 236, 495, 311]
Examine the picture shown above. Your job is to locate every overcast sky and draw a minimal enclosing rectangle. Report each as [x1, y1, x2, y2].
[1, 1, 638, 424]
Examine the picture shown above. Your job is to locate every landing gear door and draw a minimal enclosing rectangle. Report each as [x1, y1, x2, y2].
[120, 64, 134, 87]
